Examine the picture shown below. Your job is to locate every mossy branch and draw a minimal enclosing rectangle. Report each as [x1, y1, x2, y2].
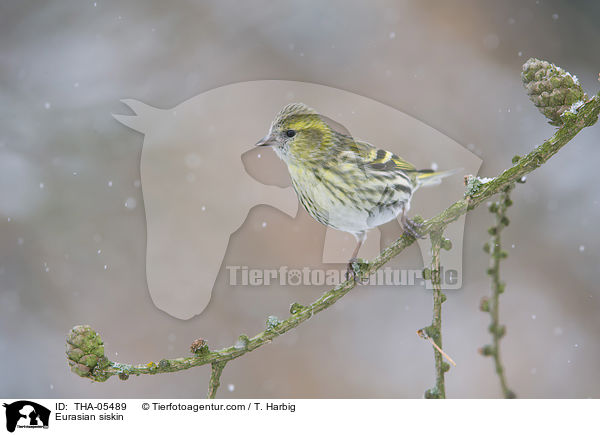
[420, 231, 452, 399]
[207, 361, 226, 399]
[65, 63, 600, 397]
[480, 186, 516, 398]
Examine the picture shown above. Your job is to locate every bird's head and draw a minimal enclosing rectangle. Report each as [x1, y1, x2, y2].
[256, 103, 339, 164]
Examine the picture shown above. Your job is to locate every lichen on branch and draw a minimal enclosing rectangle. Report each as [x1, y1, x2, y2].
[480, 185, 516, 399]
[421, 231, 452, 399]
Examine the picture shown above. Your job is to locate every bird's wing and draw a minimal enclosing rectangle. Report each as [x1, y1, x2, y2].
[348, 140, 457, 190]
[347, 139, 417, 179]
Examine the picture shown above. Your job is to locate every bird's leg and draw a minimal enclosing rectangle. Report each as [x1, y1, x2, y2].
[346, 231, 367, 281]
[400, 207, 424, 239]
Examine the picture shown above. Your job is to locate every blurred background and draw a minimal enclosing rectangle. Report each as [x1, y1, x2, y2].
[1, 0, 599, 398]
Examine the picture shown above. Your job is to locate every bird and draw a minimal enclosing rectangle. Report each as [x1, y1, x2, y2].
[256, 103, 457, 277]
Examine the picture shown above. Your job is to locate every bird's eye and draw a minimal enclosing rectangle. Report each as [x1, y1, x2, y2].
[285, 129, 296, 138]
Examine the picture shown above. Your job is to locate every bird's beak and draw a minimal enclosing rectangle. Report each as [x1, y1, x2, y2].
[255, 134, 276, 147]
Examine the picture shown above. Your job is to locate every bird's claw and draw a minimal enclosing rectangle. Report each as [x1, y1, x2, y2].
[345, 258, 368, 283]
[345, 258, 358, 282]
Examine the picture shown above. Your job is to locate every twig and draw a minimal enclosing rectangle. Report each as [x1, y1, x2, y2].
[421, 231, 450, 398]
[66, 94, 600, 389]
[417, 330, 456, 367]
[480, 185, 516, 398]
[207, 361, 226, 399]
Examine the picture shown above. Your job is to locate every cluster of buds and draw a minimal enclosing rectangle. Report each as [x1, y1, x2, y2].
[522, 58, 588, 126]
[66, 325, 109, 381]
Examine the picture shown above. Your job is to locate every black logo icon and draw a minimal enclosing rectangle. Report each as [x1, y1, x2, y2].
[3, 401, 50, 433]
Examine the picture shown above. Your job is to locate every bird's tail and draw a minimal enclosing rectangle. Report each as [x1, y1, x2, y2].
[415, 168, 461, 187]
